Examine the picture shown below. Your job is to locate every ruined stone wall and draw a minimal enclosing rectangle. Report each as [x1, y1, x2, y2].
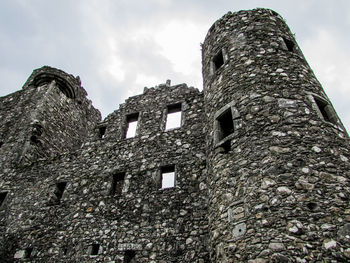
[0, 82, 209, 262]
[202, 9, 350, 262]
[0, 66, 101, 168]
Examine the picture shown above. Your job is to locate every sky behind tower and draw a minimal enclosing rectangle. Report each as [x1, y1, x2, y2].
[0, 0, 350, 131]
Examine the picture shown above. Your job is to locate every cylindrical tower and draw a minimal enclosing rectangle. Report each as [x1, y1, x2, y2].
[202, 9, 350, 262]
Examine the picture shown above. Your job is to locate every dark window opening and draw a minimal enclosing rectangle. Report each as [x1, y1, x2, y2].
[110, 172, 125, 195]
[0, 192, 8, 207]
[306, 202, 318, 211]
[90, 244, 100, 256]
[314, 96, 337, 124]
[0, 142, 3, 148]
[125, 113, 139, 138]
[98, 126, 106, 139]
[54, 182, 67, 204]
[24, 248, 33, 259]
[283, 37, 295, 52]
[213, 50, 224, 71]
[62, 246, 69, 256]
[217, 109, 234, 141]
[30, 135, 40, 144]
[161, 165, 175, 189]
[222, 140, 231, 154]
[166, 103, 182, 130]
[124, 250, 136, 263]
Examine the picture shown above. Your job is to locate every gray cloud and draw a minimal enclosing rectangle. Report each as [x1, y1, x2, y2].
[0, 0, 349, 131]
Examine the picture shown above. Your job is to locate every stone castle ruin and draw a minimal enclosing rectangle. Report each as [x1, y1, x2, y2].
[1, 8, 350, 262]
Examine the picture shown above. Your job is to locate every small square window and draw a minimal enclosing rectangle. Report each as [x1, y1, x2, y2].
[313, 96, 337, 124]
[161, 166, 175, 189]
[125, 113, 139, 138]
[217, 108, 234, 141]
[110, 172, 125, 195]
[283, 37, 295, 52]
[90, 244, 100, 256]
[166, 103, 182, 130]
[98, 126, 106, 139]
[0, 192, 8, 207]
[213, 50, 224, 71]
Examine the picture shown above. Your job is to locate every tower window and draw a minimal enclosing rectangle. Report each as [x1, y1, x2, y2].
[213, 50, 224, 71]
[0, 192, 8, 207]
[283, 37, 295, 52]
[98, 126, 106, 139]
[110, 172, 125, 195]
[166, 103, 182, 130]
[54, 182, 67, 205]
[313, 96, 337, 124]
[125, 113, 139, 138]
[89, 244, 100, 256]
[62, 246, 69, 256]
[217, 108, 234, 141]
[161, 165, 175, 189]
[124, 250, 136, 263]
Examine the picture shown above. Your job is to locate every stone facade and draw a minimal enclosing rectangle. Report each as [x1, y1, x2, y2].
[0, 8, 350, 263]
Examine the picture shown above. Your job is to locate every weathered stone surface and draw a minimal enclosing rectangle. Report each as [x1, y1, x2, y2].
[202, 7, 350, 263]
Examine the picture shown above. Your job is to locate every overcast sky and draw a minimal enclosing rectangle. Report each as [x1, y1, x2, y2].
[1, 0, 349, 132]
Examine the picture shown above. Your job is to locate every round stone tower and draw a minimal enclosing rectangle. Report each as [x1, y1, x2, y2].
[202, 8, 350, 262]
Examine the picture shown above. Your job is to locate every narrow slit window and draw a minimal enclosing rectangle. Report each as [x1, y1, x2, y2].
[0, 142, 3, 148]
[125, 113, 139, 138]
[283, 37, 295, 52]
[54, 182, 67, 204]
[314, 96, 337, 124]
[166, 103, 182, 130]
[62, 246, 69, 256]
[217, 108, 234, 141]
[90, 244, 100, 256]
[0, 192, 8, 207]
[161, 166, 175, 189]
[124, 250, 136, 263]
[213, 50, 224, 71]
[98, 126, 106, 139]
[110, 172, 125, 195]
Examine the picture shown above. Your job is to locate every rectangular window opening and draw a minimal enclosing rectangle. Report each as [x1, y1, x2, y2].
[283, 37, 295, 52]
[0, 192, 8, 207]
[166, 103, 182, 130]
[213, 50, 224, 71]
[161, 166, 175, 189]
[54, 182, 67, 204]
[98, 126, 106, 139]
[125, 113, 139, 138]
[90, 244, 100, 256]
[217, 109, 234, 141]
[314, 96, 337, 124]
[110, 172, 125, 195]
[124, 250, 136, 263]
[222, 140, 231, 154]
